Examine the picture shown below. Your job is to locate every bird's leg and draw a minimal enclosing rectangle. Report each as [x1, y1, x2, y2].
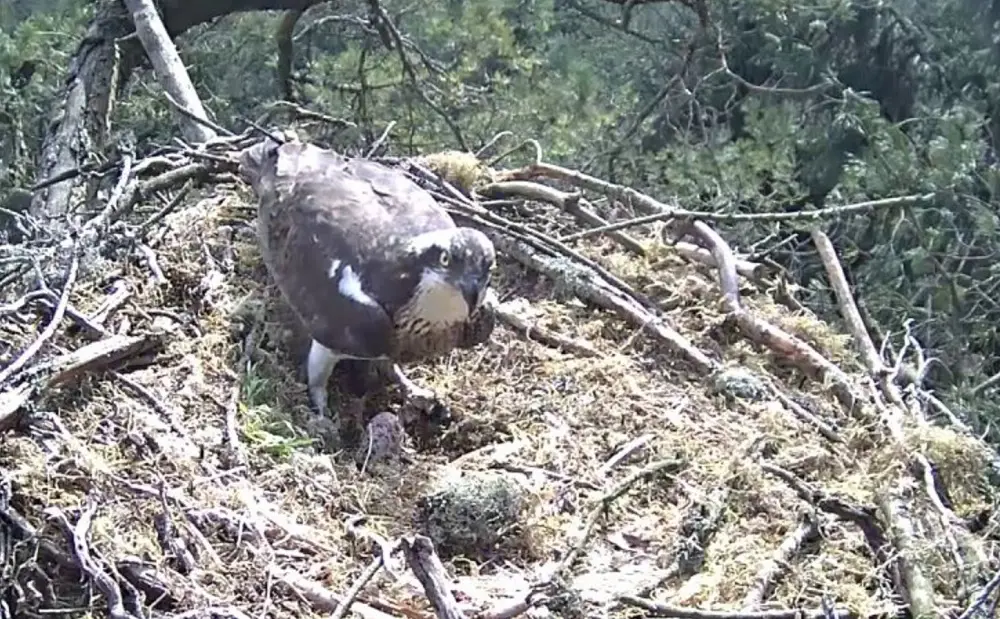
[390, 363, 437, 404]
[304, 340, 344, 442]
[388, 362, 453, 428]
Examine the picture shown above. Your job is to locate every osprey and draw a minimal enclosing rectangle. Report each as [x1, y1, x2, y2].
[238, 137, 497, 440]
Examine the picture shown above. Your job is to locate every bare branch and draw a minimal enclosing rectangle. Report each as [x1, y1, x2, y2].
[123, 0, 217, 144]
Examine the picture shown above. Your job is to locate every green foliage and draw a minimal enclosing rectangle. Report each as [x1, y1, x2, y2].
[0, 0, 91, 189]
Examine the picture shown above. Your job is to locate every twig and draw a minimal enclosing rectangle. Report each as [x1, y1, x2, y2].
[111, 370, 193, 441]
[0, 250, 79, 386]
[494, 304, 602, 357]
[137, 243, 168, 285]
[810, 229, 885, 375]
[0, 332, 164, 433]
[598, 433, 654, 476]
[45, 497, 141, 619]
[331, 556, 384, 619]
[163, 91, 233, 138]
[345, 514, 400, 581]
[618, 596, 859, 619]
[267, 564, 398, 619]
[137, 179, 193, 235]
[741, 513, 820, 608]
[519, 161, 934, 228]
[959, 570, 1000, 619]
[365, 120, 397, 157]
[489, 233, 716, 373]
[558, 459, 684, 581]
[480, 180, 646, 256]
[400, 535, 467, 619]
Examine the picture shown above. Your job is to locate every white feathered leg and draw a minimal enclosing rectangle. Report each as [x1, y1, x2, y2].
[306, 340, 341, 418]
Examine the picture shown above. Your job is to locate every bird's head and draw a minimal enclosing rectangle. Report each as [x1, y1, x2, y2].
[405, 227, 496, 316]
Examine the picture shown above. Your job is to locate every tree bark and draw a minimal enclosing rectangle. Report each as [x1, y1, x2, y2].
[30, 0, 325, 224]
[123, 0, 217, 144]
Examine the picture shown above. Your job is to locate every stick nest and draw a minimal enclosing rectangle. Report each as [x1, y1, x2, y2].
[1, 133, 997, 619]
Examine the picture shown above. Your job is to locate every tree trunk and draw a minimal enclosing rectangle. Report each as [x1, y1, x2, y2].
[30, 0, 325, 225]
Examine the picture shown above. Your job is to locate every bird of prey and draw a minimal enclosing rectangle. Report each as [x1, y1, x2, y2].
[238, 137, 497, 442]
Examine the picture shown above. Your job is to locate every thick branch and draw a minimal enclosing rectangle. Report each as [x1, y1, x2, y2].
[276, 9, 304, 102]
[30, 0, 323, 224]
[124, 0, 217, 144]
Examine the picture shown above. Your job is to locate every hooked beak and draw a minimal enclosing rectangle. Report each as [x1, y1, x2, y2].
[458, 271, 490, 313]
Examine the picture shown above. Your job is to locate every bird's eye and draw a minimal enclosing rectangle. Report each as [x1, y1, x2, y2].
[439, 250, 450, 267]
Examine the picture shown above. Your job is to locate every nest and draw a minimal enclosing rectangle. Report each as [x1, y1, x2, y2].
[0, 132, 997, 619]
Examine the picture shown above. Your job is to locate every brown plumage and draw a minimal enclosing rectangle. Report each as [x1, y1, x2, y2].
[238, 137, 496, 440]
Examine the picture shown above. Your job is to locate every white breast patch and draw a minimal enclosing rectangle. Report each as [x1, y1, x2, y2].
[329, 258, 381, 308]
[407, 271, 469, 326]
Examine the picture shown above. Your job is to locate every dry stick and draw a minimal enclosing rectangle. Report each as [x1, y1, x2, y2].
[634, 437, 766, 598]
[480, 180, 647, 256]
[137, 178, 194, 235]
[810, 230, 885, 376]
[124, 0, 216, 144]
[516, 161, 862, 411]
[493, 305, 602, 357]
[400, 535, 468, 619]
[667, 241, 770, 281]
[476, 459, 685, 619]
[759, 462, 900, 601]
[0, 250, 79, 386]
[618, 596, 858, 619]
[267, 565, 398, 619]
[769, 386, 843, 443]
[959, 569, 1000, 619]
[330, 556, 385, 619]
[489, 232, 716, 373]
[813, 228, 964, 614]
[111, 370, 193, 441]
[0, 333, 165, 432]
[741, 513, 820, 609]
[558, 459, 683, 583]
[404, 163, 655, 312]
[45, 498, 140, 619]
[544, 186, 936, 233]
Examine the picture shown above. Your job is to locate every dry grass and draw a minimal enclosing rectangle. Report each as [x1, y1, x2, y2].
[2, 165, 998, 619]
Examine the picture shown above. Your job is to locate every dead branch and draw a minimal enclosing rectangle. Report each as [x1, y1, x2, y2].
[276, 9, 304, 102]
[618, 596, 860, 619]
[494, 304, 602, 357]
[123, 0, 217, 144]
[480, 180, 647, 256]
[502, 159, 862, 411]
[741, 513, 820, 608]
[331, 555, 385, 619]
[0, 251, 79, 386]
[400, 535, 468, 619]
[0, 333, 164, 433]
[760, 463, 900, 597]
[507, 160, 933, 226]
[489, 232, 716, 373]
[960, 569, 1000, 619]
[813, 230, 967, 613]
[668, 240, 769, 281]
[810, 229, 885, 375]
[876, 486, 939, 618]
[45, 497, 142, 619]
[267, 564, 398, 619]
